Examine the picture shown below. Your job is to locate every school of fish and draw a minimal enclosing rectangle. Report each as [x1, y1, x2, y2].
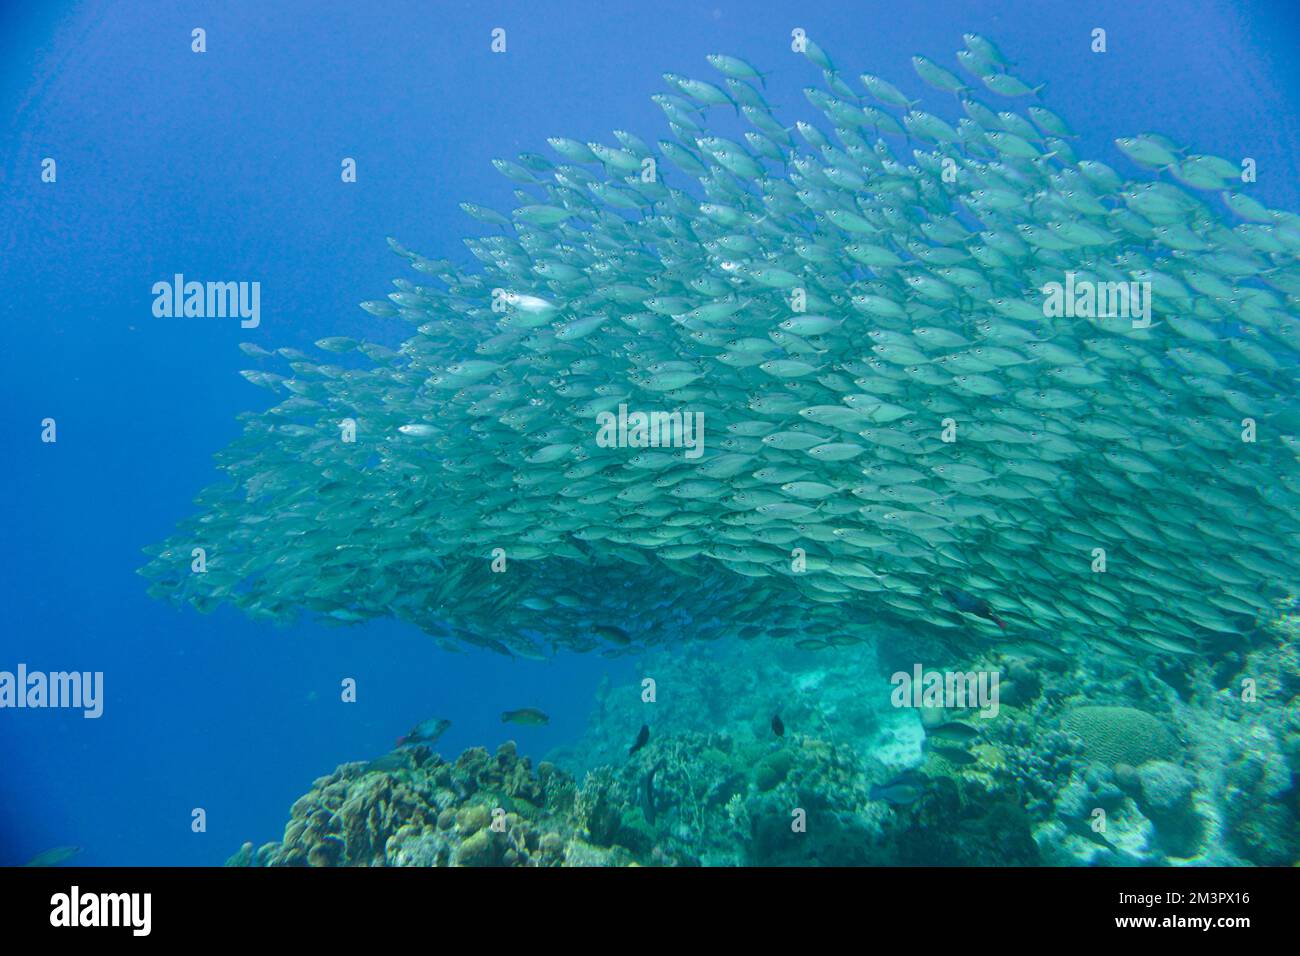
[140, 35, 1300, 666]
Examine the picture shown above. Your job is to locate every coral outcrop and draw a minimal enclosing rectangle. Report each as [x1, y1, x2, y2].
[1061, 706, 1181, 768]
[234, 606, 1300, 867]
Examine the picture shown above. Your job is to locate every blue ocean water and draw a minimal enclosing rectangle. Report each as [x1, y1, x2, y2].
[2, 0, 1299, 866]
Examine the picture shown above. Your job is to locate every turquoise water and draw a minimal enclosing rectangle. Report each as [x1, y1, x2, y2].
[2, 1, 1298, 867]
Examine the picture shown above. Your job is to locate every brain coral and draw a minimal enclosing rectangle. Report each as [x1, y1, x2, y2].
[1062, 706, 1180, 767]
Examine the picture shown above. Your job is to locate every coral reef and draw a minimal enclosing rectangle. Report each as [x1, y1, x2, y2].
[229, 743, 595, 867]
[235, 606, 1299, 867]
[229, 731, 896, 866]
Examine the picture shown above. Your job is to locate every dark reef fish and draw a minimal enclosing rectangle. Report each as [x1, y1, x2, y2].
[642, 758, 666, 825]
[869, 769, 928, 807]
[927, 720, 981, 743]
[942, 587, 1007, 630]
[396, 716, 451, 747]
[771, 713, 785, 737]
[931, 745, 977, 766]
[501, 707, 550, 726]
[629, 723, 650, 755]
[1061, 813, 1116, 851]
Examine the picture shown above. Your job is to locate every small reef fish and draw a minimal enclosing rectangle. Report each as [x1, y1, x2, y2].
[396, 717, 451, 747]
[629, 723, 650, 754]
[501, 707, 550, 726]
[771, 713, 785, 737]
[642, 758, 666, 825]
[870, 770, 928, 806]
[927, 721, 981, 743]
[942, 588, 1007, 630]
[931, 745, 977, 766]
[1061, 814, 1116, 851]
[24, 846, 82, 867]
[363, 751, 414, 774]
